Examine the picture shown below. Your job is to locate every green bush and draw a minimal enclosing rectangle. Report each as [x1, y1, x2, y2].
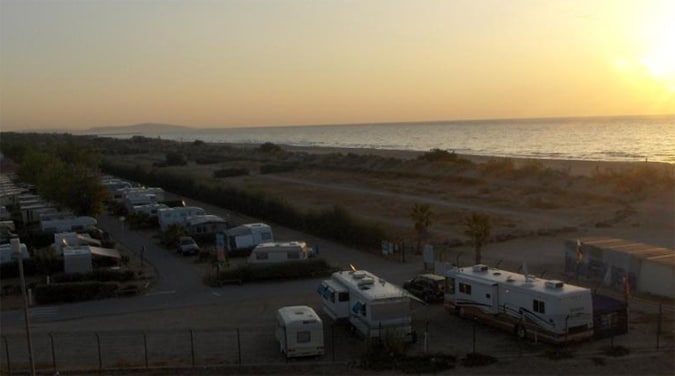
[417, 148, 459, 162]
[0, 258, 63, 279]
[34, 281, 119, 304]
[259, 163, 297, 174]
[213, 168, 249, 178]
[52, 270, 135, 283]
[208, 258, 334, 286]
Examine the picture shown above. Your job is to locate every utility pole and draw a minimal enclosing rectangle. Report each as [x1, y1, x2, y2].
[13, 238, 35, 375]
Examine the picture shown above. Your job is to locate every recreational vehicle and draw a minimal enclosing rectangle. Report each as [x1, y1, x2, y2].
[444, 264, 594, 343]
[225, 223, 273, 255]
[0, 241, 29, 264]
[275, 305, 324, 358]
[157, 206, 206, 231]
[184, 214, 228, 236]
[317, 269, 416, 342]
[40, 216, 98, 234]
[247, 241, 312, 264]
[131, 203, 168, 218]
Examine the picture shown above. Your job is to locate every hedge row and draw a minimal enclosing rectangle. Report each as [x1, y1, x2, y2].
[34, 281, 119, 304]
[0, 258, 63, 279]
[101, 160, 387, 249]
[52, 269, 136, 283]
[206, 258, 334, 286]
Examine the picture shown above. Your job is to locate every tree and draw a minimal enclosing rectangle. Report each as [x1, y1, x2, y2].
[463, 212, 491, 264]
[410, 203, 433, 254]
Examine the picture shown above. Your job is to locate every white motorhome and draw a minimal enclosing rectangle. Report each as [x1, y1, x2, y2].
[317, 269, 416, 342]
[275, 305, 324, 358]
[247, 241, 312, 264]
[112, 186, 164, 204]
[0, 241, 29, 264]
[184, 214, 228, 236]
[157, 206, 206, 231]
[40, 216, 98, 234]
[124, 193, 160, 211]
[444, 264, 594, 343]
[225, 223, 273, 255]
[131, 203, 168, 218]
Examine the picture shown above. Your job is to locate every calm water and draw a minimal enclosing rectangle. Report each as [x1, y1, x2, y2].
[124, 115, 675, 163]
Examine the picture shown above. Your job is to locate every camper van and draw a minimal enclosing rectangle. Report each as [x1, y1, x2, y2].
[275, 306, 324, 358]
[40, 216, 98, 234]
[444, 264, 594, 343]
[317, 269, 416, 342]
[248, 241, 312, 264]
[157, 206, 206, 231]
[0, 241, 29, 264]
[225, 223, 273, 256]
[184, 214, 228, 236]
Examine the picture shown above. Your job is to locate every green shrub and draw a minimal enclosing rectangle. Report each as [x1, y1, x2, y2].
[213, 168, 249, 178]
[52, 270, 135, 283]
[34, 281, 119, 304]
[259, 163, 297, 174]
[417, 148, 459, 162]
[258, 142, 283, 153]
[208, 258, 334, 286]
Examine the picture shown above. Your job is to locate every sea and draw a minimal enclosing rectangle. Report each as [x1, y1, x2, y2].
[111, 115, 675, 163]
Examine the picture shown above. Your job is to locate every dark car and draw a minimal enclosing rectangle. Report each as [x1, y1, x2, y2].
[177, 236, 200, 256]
[403, 274, 446, 303]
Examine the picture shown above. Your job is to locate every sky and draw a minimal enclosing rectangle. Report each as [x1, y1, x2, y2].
[1, 0, 674, 131]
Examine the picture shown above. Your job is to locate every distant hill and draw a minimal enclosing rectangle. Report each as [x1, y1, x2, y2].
[81, 123, 194, 135]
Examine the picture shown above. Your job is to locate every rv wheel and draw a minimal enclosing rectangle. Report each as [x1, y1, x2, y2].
[515, 324, 527, 339]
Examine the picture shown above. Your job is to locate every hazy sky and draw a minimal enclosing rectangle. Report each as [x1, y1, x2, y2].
[1, 0, 674, 131]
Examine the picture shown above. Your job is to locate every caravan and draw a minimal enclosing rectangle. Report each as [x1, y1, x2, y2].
[444, 264, 594, 343]
[225, 223, 273, 255]
[275, 306, 324, 358]
[317, 268, 416, 342]
[248, 241, 311, 264]
[157, 206, 206, 231]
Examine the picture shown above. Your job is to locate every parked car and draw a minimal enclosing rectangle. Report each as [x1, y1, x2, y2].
[177, 236, 200, 256]
[403, 273, 446, 303]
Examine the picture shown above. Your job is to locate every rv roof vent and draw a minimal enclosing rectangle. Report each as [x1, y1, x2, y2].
[352, 271, 366, 280]
[506, 275, 515, 282]
[545, 280, 564, 289]
[358, 277, 375, 288]
[473, 264, 488, 272]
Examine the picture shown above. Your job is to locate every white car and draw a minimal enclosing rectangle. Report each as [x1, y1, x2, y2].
[177, 236, 200, 256]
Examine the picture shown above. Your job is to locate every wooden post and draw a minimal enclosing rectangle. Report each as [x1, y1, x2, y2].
[49, 333, 56, 371]
[190, 330, 195, 367]
[96, 333, 102, 369]
[236, 329, 241, 365]
[3, 336, 10, 375]
[656, 303, 663, 349]
[143, 332, 148, 368]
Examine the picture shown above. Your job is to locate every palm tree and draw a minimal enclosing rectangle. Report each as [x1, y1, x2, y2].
[410, 203, 433, 254]
[463, 213, 491, 264]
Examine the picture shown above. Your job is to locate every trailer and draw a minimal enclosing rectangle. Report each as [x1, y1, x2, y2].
[248, 241, 312, 264]
[444, 264, 594, 343]
[40, 216, 97, 234]
[275, 306, 324, 358]
[0, 241, 29, 264]
[184, 214, 228, 236]
[157, 206, 206, 231]
[225, 223, 273, 256]
[317, 268, 416, 342]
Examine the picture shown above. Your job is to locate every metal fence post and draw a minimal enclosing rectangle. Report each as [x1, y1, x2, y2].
[331, 324, 335, 362]
[236, 329, 241, 365]
[3, 336, 10, 375]
[143, 332, 148, 368]
[472, 319, 477, 353]
[96, 333, 102, 369]
[656, 303, 662, 349]
[190, 329, 195, 367]
[49, 333, 56, 371]
[424, 321, 429, 353]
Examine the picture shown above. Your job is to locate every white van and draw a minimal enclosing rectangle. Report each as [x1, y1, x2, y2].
[275, 306, 324, 358]
[247, 241, 311, 264]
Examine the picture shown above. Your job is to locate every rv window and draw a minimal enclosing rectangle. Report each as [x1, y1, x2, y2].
[338, 292, 349, 302]
[459, 282, 472, 295]
[330, 292, 335, 303]
[297, 331, 311, 343]
[533, 299, 546, 313]
[261, 232, 272, 241]
[256, 252, 268, 260]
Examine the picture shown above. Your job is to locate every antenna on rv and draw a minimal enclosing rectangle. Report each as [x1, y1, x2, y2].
[349, 263, 357, 272]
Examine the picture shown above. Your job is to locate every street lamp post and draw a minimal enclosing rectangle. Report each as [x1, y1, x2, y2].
[12, 238, 35, 375]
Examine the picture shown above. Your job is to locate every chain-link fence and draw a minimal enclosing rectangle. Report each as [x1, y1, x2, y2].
[2, 310, 673, 375]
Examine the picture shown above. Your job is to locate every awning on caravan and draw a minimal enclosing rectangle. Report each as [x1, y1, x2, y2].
[89, 246, 121, 260]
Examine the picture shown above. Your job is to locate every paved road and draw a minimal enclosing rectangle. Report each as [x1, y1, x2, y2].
[1, 197, 425, 332]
